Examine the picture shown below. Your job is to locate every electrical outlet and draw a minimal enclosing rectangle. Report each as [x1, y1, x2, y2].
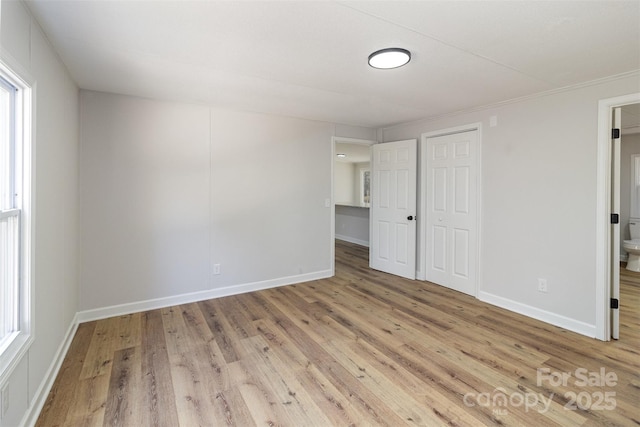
[213, 264, 221, 275]
[1, 383, 8, 420]
[538, 278, 548, 293]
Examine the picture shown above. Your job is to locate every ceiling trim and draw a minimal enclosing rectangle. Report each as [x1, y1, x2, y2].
[381, 70, 640, 132]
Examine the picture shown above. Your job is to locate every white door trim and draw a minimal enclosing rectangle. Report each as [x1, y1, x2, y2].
[611, 107, 621, 340]
[419, 123, 482, 295]
[331, 136, 376, 275]
[595, 93, 640, 341]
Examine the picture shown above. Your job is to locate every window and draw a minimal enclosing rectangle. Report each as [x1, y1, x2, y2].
[0, 76, 19, 351]
[360, 168, 370, 206]
[0, 61, 32, 380]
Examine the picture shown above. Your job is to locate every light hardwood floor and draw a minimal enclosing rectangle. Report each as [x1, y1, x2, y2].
[36, 241, 639, 426]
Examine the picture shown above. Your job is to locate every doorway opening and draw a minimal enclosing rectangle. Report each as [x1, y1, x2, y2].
[596, 93, 640, 341]
[331, 136, 375, 275]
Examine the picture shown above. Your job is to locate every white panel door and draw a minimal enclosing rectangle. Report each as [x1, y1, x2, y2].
[370, 139, 417, 279]
[425, 130, 478, 295]
[611, 107, 621, 339]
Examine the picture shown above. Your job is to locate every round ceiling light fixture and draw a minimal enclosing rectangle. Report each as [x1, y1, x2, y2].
[368, 48, 411, 69]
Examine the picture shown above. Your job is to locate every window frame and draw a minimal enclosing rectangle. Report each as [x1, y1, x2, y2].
[0, 58, 33, 384]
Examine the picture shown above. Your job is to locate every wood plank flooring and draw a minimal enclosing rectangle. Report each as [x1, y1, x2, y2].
[36, 241, 640, 426]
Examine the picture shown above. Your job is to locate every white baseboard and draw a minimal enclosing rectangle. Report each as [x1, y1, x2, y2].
[478, 291, 596, 338]
[335, 234, 369, 247]
[77, 269, 333, 323]
[21, 313, 79, 427]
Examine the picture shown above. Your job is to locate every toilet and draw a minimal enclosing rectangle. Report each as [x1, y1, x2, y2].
[623, 219, 640, 271]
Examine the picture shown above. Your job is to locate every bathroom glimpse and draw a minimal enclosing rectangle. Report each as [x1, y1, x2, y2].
[623, 146, 640, 271]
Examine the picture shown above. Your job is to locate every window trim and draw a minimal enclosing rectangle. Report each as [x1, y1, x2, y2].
[0, 58, 34, 384]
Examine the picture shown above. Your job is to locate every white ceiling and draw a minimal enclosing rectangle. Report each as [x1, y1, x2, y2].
[25, 1, 640, 128]
[335, 142, 371, 163]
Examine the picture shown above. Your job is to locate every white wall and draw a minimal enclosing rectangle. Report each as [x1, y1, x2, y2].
[0, 1, 79, 426]
[334, 161, 355, 205]
[79, 92, 212, 310]
[209, 108, 333, 287]
[382, 74, 640, 334]
[79, 91, 368, 314]
[335, 124, 376, 142]
[620, 132, 640, 255]
[335, 205, 369, 247]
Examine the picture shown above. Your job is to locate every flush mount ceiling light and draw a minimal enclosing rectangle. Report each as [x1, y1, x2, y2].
[368, 48, 411, 69]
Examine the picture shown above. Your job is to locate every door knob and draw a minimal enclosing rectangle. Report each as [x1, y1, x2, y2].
[407, 215, 414, 220]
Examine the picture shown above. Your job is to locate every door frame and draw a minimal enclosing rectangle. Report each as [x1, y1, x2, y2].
[595, 93, 640, 341]
[331, 136, 376, 275]
[419, 123, 482, 295]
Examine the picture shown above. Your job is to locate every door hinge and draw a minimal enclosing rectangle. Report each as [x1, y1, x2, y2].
[610, 298, 619, 309]
[612, 128, 621, 139]
[611, 213, 619, 224]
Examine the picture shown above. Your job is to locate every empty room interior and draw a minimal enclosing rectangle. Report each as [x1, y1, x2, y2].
[1, 1, 639, 426]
